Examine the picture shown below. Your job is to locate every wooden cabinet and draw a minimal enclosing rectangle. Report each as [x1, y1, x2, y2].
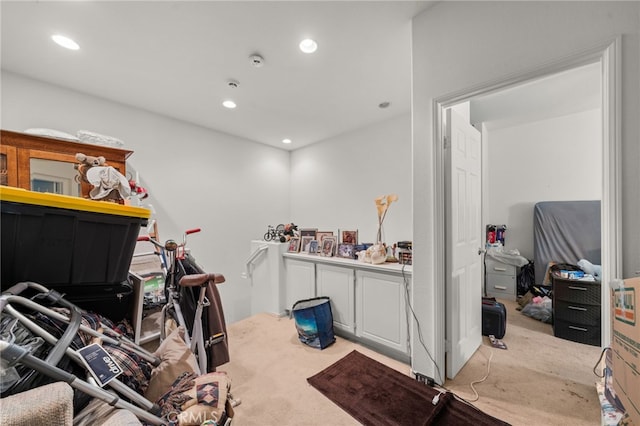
[0, 129, 133, 197]
[552, 276, 601, 346]
[316, 264, 355, 334]
[485, 258, 517, 301]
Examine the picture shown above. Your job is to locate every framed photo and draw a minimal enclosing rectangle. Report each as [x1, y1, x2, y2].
[316, 231, 334, 245]
[337, 243, 355, 259]
[287, 237, 300, 253]
[299, 228, 318, 239]
[341, 230, 358, 244]
[300, 236, 314, 253]
[321, 236, 336, 257]
[308, 240, 319, 254]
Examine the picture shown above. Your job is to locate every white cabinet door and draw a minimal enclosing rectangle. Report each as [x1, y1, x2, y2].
[284, 258, 316, 313]
[316, 264, 355, 334]
[356, 270, 408, 354]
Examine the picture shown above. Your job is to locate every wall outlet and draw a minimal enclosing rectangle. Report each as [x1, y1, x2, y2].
[413, 371, 435, 386]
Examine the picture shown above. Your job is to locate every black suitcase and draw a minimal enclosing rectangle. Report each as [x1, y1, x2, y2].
[482, 297, 506, 339]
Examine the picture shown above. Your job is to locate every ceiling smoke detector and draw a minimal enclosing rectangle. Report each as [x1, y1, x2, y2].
[249, 54, 265, 68]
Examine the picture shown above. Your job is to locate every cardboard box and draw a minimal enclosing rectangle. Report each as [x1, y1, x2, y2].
[612, 277, 640, 425]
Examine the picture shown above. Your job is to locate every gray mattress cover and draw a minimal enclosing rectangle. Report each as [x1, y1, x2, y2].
[533, 200, 601, 284]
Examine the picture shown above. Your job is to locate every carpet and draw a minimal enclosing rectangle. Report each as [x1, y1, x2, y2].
[307, 350, 510, 426]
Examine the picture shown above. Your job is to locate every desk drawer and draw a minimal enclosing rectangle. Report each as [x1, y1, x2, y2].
[485, 258, 516, 276]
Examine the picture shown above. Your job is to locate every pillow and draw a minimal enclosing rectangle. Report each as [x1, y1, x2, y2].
[144, 327, 199, 403]
[157, 371, 232, 426]
[177, 371, 231, 426]
[24, 128, 79, 141]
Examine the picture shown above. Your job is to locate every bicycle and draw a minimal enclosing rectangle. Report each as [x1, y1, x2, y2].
[263, 224, 285, 241]
[137, 228, 228, 375]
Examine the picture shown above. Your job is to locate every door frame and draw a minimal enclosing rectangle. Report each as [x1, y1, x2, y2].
[432, 38, 621, 378]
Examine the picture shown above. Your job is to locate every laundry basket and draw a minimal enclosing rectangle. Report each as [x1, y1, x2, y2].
[292, 297, 335, 349]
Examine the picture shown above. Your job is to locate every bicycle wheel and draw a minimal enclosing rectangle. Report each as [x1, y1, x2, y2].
[264, 232, 272, 241]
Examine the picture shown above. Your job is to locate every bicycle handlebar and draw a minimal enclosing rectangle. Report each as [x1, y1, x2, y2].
[137, 228, 201, 251]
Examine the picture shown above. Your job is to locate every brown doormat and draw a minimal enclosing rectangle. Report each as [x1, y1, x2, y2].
[307, 350, 510, 426]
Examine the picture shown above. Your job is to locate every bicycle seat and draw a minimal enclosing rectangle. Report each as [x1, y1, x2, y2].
[179, 273, 226, 287]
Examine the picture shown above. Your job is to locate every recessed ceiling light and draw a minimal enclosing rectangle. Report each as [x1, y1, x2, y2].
[282, 138, 292, 144]
[299, 39, 318, 54]
[51, 34, 79, 50]
[222, 100, 237, 109]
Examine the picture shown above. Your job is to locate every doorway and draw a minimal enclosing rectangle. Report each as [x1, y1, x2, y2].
[436, 39, 621, 379]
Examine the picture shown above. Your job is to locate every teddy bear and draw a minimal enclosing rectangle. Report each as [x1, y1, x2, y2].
[74, 152, 130, 201]
[74, 152, 106, 184]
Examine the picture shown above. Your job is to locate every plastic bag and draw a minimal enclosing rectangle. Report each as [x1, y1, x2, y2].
[521, 296, 553, 324]
[486, 247, 529, 267]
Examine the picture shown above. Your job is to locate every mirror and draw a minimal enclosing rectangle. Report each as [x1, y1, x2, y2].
[30, 158, 81, 196]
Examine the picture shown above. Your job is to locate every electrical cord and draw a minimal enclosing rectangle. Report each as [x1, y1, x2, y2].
[464, 347, 493, 402]
[593, 347, 609, 378]
[401, 262, 444, 385]
[401, 260, 495, 405]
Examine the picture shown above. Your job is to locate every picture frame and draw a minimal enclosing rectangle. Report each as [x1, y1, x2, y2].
[308, 240, 319, 255]
[337, 243, 355, 259]
[300, 236, 314, 253]
[315, 231, 334, 245]
[287, 237, 300, 253]
[299, 228, 318, 239]
[321, 236, 336, 257]
[341, 230, 358, 244]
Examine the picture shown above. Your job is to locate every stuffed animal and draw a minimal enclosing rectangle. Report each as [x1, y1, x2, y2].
[74, 152, 130, 201]
[75, 152, 106, 184]
[279, 223, 298, 242]
[577, 259, 602, 281]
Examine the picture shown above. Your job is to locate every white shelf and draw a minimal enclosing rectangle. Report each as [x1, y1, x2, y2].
[282, 252, 412, 275]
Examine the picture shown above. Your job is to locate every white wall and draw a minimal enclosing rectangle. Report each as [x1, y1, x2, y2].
[483, 109, 602, 260]
[1, 71, 291, 324]
[290, 113, 412, 246]
[412, 1, 640, 382]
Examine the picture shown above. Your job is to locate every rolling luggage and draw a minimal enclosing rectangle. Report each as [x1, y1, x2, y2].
[482, 297, 507, 339]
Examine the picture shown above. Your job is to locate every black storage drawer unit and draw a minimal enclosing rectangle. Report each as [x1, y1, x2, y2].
[552, 275, 601, 346]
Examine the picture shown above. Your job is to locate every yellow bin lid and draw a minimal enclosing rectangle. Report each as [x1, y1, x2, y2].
[0, 186, 151, 219]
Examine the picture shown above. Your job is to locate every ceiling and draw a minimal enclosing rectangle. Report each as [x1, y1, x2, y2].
[1, 1, 435, 150]
[1, 1, 600, 151]
[470, 61, 601, 131]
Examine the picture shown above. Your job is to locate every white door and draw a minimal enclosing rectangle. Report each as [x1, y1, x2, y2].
[445, 108, 483, 379]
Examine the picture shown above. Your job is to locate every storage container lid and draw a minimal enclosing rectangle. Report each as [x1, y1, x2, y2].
[0, 186, 151, 219]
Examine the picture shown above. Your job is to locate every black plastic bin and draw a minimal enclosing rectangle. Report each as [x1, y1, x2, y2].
[1, 187, 150, 319]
